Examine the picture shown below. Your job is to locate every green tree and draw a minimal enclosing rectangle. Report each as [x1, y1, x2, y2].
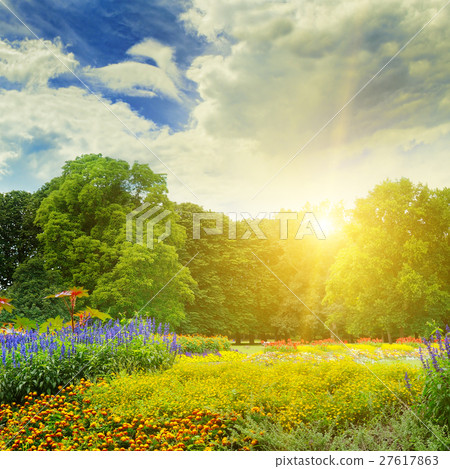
[324, 179, 450, 340]
[4, 258, 65, 324]
[0, 189, 47, 288]
[175, 203, 231, 335]
[35, 153, 194, 325]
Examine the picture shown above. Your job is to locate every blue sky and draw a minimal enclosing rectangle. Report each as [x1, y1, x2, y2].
[1, 0, 204, 127]
[0, 0, 449, 213]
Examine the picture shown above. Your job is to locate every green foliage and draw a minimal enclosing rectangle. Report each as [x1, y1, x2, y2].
[39, 315, 65, 333]
[324, 179, 450, 339]
[79, 307, 112, 322]
[33, 154, 194, 325]
[0, 297, 14, 314]
[0, 189, 46, 289]
[12, 316, 36, 331]
[419, 332, 450, 429]
[421, 365, 450, 430]
[108, 340, 176, 375]
[0, 340, 175, 405]
[5, 258, 64, 324]
[175, 203, 231, 335]
[91, 242, 194, 326]
[176, 335, 232, 354]
[234, 410, 448, 451]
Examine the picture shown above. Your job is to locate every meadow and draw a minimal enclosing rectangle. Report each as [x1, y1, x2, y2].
[1, 322, 449, 451]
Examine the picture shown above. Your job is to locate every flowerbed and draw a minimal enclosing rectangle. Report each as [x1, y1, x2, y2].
[0, 380, 248, 451]
[2, 330, 449, 451]
[0, 318, 177, 404]
[262, 341, 422, 361]
[85, 359, 422, 429]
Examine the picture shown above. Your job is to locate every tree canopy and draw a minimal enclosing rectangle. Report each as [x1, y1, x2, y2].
[1, 155, 448, 341]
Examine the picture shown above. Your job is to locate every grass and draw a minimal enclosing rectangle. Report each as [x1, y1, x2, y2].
[233, 344, 264, 355]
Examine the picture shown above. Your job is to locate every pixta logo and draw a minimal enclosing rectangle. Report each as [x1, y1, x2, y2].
[193, 212, 326, 240]
[126, 205, 326, 249]
[126, 203, 171, 249]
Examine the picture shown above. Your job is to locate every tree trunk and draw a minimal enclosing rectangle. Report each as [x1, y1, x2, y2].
[248, 334, 255, 345]
[387, 331, 392, 344]
[235, 333, 241, 345]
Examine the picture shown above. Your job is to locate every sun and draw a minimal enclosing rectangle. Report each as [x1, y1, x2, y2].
[318, 217, 335, 236]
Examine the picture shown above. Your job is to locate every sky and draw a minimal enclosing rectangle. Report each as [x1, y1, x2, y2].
[0, 0, 449, 214]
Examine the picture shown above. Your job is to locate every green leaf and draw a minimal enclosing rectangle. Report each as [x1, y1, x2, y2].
[39, 316, 65, 333]
[13, 315, 37, 331]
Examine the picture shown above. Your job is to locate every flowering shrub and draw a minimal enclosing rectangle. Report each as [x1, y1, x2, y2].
[176, 335, 231, 354]
[177, 351, 243, 364]
[381, 343, 415, 352]
[264, 342, 420, 362]
[0, 318, 177, 404]
[311, 338, 345, 346]
[419, 329, 450, 428]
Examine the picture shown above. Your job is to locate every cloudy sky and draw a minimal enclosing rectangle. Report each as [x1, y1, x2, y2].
[0, 0, 449, 213]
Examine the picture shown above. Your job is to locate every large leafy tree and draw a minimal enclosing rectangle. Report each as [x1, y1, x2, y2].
[324, 179, 450, 339]
[175, 202, 229, 335]
[0, 189, 48, 289]
[35, 154, 194, 325]
[3, 258, 64, 324]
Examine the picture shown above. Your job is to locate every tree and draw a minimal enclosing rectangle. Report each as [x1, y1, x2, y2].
[324, 179, 450, 339]
[3, 257, 64, 324]
[35, 154, 194, 325]
[175, 203, 231, 335]
[0, 190, 46, 289]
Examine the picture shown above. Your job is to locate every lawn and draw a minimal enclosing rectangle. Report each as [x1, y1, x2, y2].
[233, 344, 264, 355]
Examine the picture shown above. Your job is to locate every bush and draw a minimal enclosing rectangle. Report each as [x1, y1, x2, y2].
[419, 329, 450, 429]
[0, 318, 177, 404]
[176, 335, 231, 354]
[233, 410, 449, 451]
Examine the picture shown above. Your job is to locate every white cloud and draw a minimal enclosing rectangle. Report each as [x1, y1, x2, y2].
[127, 38, 180, 82]
[85, 61, 179, 99]
[85, 38, 181, 101]
[0, 85, 164, 185]
[1, 0, 449, 214]
[174, 0, 450, 209]
[0, 150, 19, 176]
[0, 38, 78, 87]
